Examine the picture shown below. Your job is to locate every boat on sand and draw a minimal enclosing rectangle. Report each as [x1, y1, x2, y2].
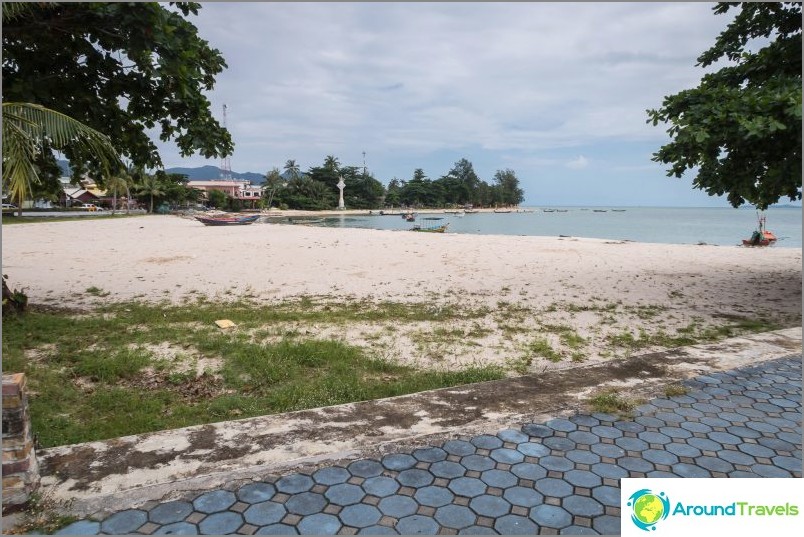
[196, 214, 260, 226]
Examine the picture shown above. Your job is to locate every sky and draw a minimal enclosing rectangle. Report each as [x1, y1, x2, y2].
[154, 2, 773, 207]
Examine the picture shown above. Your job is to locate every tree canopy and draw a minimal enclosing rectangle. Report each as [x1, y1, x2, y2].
[2, 2, 233, 178]
[647, 2, 802, 210]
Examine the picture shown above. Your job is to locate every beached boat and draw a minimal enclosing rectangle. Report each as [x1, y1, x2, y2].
[411, 217, 449, 233]
[493, 209, 512, 213]
[742, 213, 778, 247]
[196, 214, 260, 226]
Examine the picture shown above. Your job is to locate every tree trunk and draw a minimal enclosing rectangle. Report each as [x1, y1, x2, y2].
[149, 194, 154, 214]
[125, 184, 131, 214]
[2, 276, 27, 316]
[112, 187, 118, 216]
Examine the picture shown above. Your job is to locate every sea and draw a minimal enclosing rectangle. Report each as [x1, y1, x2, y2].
[277, 206, 802, 248]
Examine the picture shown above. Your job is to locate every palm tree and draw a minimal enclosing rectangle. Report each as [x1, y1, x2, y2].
[136, 174, 165, 213]
[104, 174, 128, 215]
[121, 164, 145, 213]
[263, 167, 283, 209]
[284, 159, 300, 180]
[323, 155, 340, 173]
[2, 102, 121, 216]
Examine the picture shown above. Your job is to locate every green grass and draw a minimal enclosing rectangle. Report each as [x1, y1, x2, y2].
[664, 383, 689, 397]
[589, 389, 640, 415]
[524, 337, 562, 362]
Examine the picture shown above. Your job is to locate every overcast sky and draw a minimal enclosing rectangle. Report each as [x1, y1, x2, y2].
[155, 2, 749, 207]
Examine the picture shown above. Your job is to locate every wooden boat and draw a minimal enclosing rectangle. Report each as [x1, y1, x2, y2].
[742, 213, 777, 247]
[196, 214, 260, 226]
[493, 209, 512, 213]
[593, 209, 607, 213]
[411, 217, 449, 233]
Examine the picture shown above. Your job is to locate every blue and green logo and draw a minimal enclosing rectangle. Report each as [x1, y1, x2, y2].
[628, 489, 671, 531]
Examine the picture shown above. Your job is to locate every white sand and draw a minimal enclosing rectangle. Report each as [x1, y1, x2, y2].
[2, 215, 801, 370]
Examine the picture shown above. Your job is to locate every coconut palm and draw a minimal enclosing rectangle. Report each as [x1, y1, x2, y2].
[283, 159, 300, 180]
[323, 155, 340, 173]
[104, 174, 128, 215]
[135, 174, 165, 213]
[2, 102, 121, 216]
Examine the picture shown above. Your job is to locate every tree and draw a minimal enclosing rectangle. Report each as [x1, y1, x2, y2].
[284, 159, 301, 179]
[492, 169, 525, 207]
[105, 174, 128, 215]
[2, 102, 121, 216]
[2, 2, 233, 178]
[263, 167, 284, 208]
[135, 174, 165, 213]
[647, 2, 802, 209]
[207, 189, 227, 209]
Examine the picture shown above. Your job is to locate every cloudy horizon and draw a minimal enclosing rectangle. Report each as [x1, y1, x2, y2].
[152, 2, 790, 207]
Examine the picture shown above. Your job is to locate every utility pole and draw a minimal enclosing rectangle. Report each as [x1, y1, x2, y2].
[362, 151, 367, 178]
[220, 104, 232, 181]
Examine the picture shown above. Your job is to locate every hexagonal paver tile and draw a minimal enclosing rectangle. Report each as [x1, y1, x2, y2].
[55, 520, 101, 535]
[707, 432, 742, 445]
[339, 504, 382, 528]
[522, 424, 553, 438]
[414, 485, 455, 507]
[362, 476, 400, 497]
[443, 440, 477, 456]
[565, 450, 600, 465]
[238, 483, 277, 504]
[397, 468, 435, 488]
[153, 522, 198, 535]
[542, 437, 576, 452]
[471, 435, 504, 449]
[642, 449, 679, 466]
[665, 442, 702, 458]
[381, 453, 418, 471]
[511, 462, 547, 481]
[435, 505, 477, 530]
[413, 447, 448, 463]
[460, 455, 496, 472]
[617, 457, 655, 473]
[567, 431, 600, 446]
[458, 526, 497, 534]
[590, 443, 626, 458]
[613, 421, 645, 433]
[562, 525, 598, 535]
[397, 514, 440, 534]
[198, 512, 243, 535]
[298, 513, 342, 534]
[497, 429, 529, 444]
[592, 485, 620, 507]
[490, 448, 525, 464]
[569, 415, 600, 427]
[378, 495, 418, 518]
[680, 421, 712, 434]
[688, 437, 724, 452]
[495, 514, 539, 535]
[516, 442, 551, 457]
[358, 525, 397, 535]
[637, 431, 672, 445]
[614, 436, 649, 452]
[255, 523, 298, 535]
[480, 469, 518, 489]
[757, 437, 798, 452]
[590, 425, 622, 440]
[534, 478, 573, 498]
[286, 492, 327, 516]
[546, 418, 577, 433]
[593, 514, 621, 534]
[752, 465, 793, 478]
[448, 477, 488, 498]
[275, 474, 314, 494]
[469, 495, 511, 518]
[149, 501, 194, 525]
[325, 484, 366, 506]
[529, 504, 572, 529]
[695, 456, 735, 473]
[564, 469, 603, 488]
[348, 460, 384, 478]
[718, 450, 757, 466]
[635, 416, 665, 428]
[771, 456, 802, 473]
[538, 455, 574, 472]
[313, 467, 351, 486]
[590, 462, 628, 480]
[101, 510, 148, 534]
[193, 490, 237, 514]
[430, 460, 466, 479]
[562, 495, 604, 517]
[672, 463, 711, 478]
[503, 486, 543, 508]
[244, 501, 286, 526]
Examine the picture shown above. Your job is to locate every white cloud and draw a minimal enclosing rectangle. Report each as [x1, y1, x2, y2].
[566, 156, 589, 170]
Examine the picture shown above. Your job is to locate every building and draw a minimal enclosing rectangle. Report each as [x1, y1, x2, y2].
[187, 180, 264, 208]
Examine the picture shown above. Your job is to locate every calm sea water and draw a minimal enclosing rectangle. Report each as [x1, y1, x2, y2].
[279, 207, 802, 248]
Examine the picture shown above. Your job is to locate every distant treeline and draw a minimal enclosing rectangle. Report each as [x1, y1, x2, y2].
[264, 156, 524, 210]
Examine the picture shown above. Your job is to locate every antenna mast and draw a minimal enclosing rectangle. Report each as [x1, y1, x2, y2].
[220, 104, 233, 181]
[362, 151, 366, 177]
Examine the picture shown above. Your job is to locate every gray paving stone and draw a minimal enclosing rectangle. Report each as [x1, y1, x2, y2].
[658, 426, 692, 440]
[430, 460, 466, 479]
[562, 495, 604, 517]
[757, 437, 798, 452]
[745, 420, 781, 434]
[672, 463, 711, 478]
[412, 447, 448, 463]
[149, 500, 194, 525]
[708, 431, 742, 445]
[297, 513, 342, 534]
[313, 467, 351, 486]
[591, 485, 620, 507]
[503, 486, 544, 508]
[590, 443, 626, 459]
[244, 502, 287, 526]
[275, 475, 314, 494]
[634, 416, 665, 428]
[529, 504, 572, 529]
[397, 468, 435, 488]
[286, 492, 327, 516]
[637, 431, 671, 445]
[564, 469, 603, 488]
[489, 448, 525, 464]
[569, 415, 600, 427]
[665, 442, 703, 458]
[378, 495, 418, 518]
[642, 449, 679, 466]
[480, 469, 518, 489]
[494, 514, 539, 535]
[361, 476, 400, 497]
[680, 421, 712, 434]
[325, 484, 366, 506]
[614, 436, 648, 451]
[348, 460, 384, 478]
[443, 440, 477, 457]
[654, 411, 685, 424]
[534, 478, 573, 498]
[700, 416, 731, 427]
[153, 522, 199, 535]
[458, 526, 498, 535]
[592, 515, 621, 535]
[497, 429, 529, 444]
[471, 435, 504, 450]
[460, 455, 496, 472]
[561, 524, 598, 535]
[522, 424, 554, 438]
[55, 520, 101, 535]
[566, 449, 601, 465]
[718, 450, 757, 466]
[101, 509, 147, 534]
[256, 523, 299, 535]
[238, 483, 277, 504]
[198, 512, 243, 535]
[414, 485, 454, 507]
[648, 470, 681, 478]
[771, 456, 802, 473]
[470, 495, 511, 518]
[397, 514, 440, 534]
[543, 436, 577, 452]
[752, 464, 793, 477]
[358, 525, 398, 535]
[538, 455, 574, 472]
[613, 420, 645, 433]
[688, 437, 724, 452]
[516, 442, 551, 457]
[546, 418, 577, 433]
[567, 431, 600, 445]
[738, 442, 776, 458]
[510, 462, 547, 481]
[435, 505, 478, 529]
[591, 412, 620, 423]
[617, 456, 655, 473]
[339, 504, 382, 528]
[448, 477, 488, 498]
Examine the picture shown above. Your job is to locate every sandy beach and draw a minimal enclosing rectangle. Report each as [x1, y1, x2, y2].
[2, 215, 801, 371]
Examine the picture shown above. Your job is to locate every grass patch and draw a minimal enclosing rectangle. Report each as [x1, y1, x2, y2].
[664, 383, 689, 397]
[524, 337, 562, 362]
[589, 389, 640, 415]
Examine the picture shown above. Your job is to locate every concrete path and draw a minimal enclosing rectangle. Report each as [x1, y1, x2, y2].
[53, 354, 801, 535]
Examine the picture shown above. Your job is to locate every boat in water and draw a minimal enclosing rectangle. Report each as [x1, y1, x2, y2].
[196, 214, 261, 226]
[411, 217, 449, 233]
[742, 213, 778, 247]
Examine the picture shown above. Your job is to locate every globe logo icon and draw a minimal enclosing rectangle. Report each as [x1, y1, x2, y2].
[627, 489, 670, 531]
